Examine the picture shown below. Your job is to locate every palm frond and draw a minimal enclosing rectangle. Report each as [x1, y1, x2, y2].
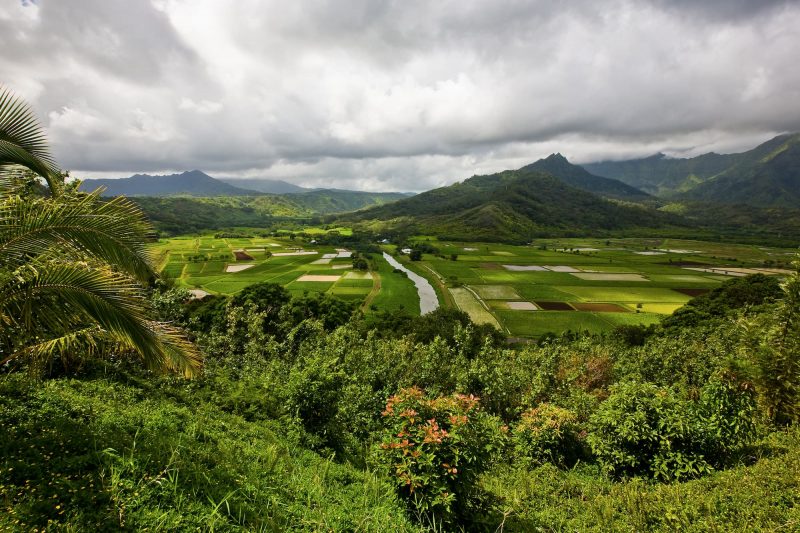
[0, 87, 62, 193]
[0, 262, 201, 377]
[1, 326, 102, 368]
[0, 191, 155, 282]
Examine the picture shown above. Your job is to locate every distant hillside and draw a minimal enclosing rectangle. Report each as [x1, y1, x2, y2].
[681, 134, 800, 207]
[583, 133, 798, 201]
[132, 190, 410, 234]
[342, 167, 679, 242]
[287, 189, 411, 213]
[218, 177, 307, 194]
[80, 170, 260, 197]
[659, 201, 800, 246]
[522, 153, 650, 200]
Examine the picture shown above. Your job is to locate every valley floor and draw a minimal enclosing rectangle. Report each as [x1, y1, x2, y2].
[152, 231, 796, 337]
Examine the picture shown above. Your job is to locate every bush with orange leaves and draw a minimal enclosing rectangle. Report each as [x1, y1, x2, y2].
[373, 386, 506, 526]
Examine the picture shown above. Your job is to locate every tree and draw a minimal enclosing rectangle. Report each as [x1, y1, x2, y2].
[742, 257, 800, 424]
[0, 87, 200, 376]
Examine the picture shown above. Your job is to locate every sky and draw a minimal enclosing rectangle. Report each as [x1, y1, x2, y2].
[1, 0, 799, 192]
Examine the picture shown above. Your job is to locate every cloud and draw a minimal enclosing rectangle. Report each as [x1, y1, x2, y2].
[1, 0, 799, 191]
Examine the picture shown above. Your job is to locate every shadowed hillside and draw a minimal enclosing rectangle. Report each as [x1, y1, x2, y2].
[342, 167, 681, 241]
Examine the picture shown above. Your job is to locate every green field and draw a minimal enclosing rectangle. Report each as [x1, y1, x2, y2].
[154, 232, 794, 337]
[395, 236, 794, 337]
[151, 234, 376, 303]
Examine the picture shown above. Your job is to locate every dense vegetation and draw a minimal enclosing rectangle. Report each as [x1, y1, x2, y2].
[3, 267, 799, 530]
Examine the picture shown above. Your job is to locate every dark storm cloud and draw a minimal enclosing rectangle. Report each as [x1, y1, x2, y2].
[652, 0, 792, 20]
[1, 0, 799, 191]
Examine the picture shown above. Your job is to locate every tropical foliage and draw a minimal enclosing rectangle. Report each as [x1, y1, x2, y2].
[0, 87, 199, 376]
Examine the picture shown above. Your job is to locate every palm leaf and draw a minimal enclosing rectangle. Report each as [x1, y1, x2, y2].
[0, 191, 155, 282]
[0, 87, 62, 193]
[0, 262, 201, 377]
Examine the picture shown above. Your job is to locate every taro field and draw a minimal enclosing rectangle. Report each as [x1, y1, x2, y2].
[150, 234, 385, 306]
[389, 237, 796, 337]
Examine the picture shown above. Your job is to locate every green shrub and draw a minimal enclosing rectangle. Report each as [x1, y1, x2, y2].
[512, 404, 583, 467]
[699, 371, 759, 458]
[284, 353, 346, 451]
[374, 387, 506, 527]
[587, 382, 711, 481]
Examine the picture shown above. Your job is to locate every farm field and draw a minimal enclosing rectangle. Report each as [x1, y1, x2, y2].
[153, 231, 795, 337]
[391, 236, 795, 337]
[150, 233, 391, 307]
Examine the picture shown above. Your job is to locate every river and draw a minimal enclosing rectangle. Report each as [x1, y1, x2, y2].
[382, 252, 440, 315]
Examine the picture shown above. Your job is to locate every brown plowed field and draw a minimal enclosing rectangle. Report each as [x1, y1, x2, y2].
[535, 301, 575, 311]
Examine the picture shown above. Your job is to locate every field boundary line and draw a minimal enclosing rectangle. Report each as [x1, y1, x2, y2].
[462, 284, 510, 334]
[362, 270, 381, 311]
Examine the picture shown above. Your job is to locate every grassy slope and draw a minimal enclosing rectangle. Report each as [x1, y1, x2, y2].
[484, 427, 800, 531]
[0, 373, 416, 532]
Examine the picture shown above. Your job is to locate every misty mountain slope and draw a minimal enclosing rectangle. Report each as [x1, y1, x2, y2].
[286, 189, 411, 213]
[79, 171, 407, 211]
[343, 168, 678, 241]
[79, 170, 261, 197]
[218, 178, 308, 194]
[522, 153, 651, 200]
[681, 134, 800, 207]
[132, 190, 411, 234]
[583, 133, 798, 198]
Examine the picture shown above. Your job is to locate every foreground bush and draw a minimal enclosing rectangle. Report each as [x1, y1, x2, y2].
[588, 375, 760, 481]
[374, 387, 506, 527]
[587, 382, 711, 481]
[512, 403, 583, 467]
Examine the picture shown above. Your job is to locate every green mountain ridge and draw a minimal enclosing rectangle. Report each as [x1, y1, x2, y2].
[583, 133, 800, 205]
[682, 134, 800, 207]
[132, 190, 411, 234]
[80, 170, 261, 197]
[523, 153, 651, 200]
[218, 177, 308, 194]
[341, 166, 680, 241]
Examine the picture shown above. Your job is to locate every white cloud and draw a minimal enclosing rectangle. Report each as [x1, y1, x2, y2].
[0, 0, 798, 191]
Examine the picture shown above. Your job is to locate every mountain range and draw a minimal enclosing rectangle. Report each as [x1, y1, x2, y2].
[522, 154, 651, 201]
[341, 160, 679, 242]
[79, 170, 260, 197]
[584, 133, 800, 206]
[78, 170, 410, 216]
[76, 134, 800, 242]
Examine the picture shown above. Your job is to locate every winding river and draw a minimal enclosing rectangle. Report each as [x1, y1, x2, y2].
[382, 252, 439, 315]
